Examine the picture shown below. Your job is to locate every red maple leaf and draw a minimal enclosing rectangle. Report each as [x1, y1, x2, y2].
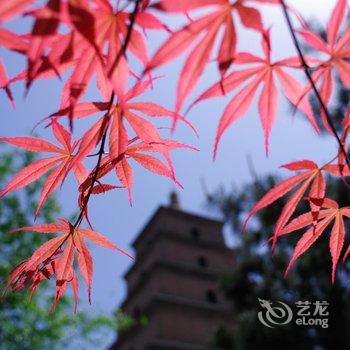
[243, 159, 349, 248]
[297, 0, 350, 128]
[278, 198, 350, 283]
[48, 75, 197, 204]
[77, 136, 196, 207]
[14, 0, 165, 111]
[0, 27, 28, 104]
[0, 120, 88, 216]
[5, 219, 132, 311]
[191, 31, 319, 157]
[147, 0, 277, 119]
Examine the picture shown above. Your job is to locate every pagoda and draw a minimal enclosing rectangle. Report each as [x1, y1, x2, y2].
[110, 193, 235, 350]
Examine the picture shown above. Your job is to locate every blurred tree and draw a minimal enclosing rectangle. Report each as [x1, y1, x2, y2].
[0, 150, 115, 350]
[207, 174, 350, 350]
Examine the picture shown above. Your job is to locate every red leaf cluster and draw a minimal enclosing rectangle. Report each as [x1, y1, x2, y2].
[1, 0, 350, 309]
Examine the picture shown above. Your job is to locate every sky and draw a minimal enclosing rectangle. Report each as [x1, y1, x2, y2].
[0, 0, 339, 348]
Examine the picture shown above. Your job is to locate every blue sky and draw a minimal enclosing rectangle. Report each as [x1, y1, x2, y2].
[0, 1, 338, 347]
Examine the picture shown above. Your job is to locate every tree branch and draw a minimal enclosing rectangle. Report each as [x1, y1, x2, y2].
[74, 0, 142, 228]
[279, 0, 350, 169]
[108, 0, 141, 78]
[73, 93, 115, 228]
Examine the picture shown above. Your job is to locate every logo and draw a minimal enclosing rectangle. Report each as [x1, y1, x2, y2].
[258, 298, 293, 328]
[257, 299, 329, 329]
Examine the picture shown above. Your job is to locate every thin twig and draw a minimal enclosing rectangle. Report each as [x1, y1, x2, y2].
[73, 93, 115, 228]
[87, 151, 109, 157]
[108, 0, 141, 78]
[279, 0, 350, 169]
[74, 0, 142, 228]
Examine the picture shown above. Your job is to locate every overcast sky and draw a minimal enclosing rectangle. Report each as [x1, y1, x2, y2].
[0, 1, 339, 348]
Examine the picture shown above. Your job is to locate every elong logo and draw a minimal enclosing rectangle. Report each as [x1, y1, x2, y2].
[257, 299, 329, 329]
[258, 299, 293, 328]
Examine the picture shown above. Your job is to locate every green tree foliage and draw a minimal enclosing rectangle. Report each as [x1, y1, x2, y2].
[207, 174, 350, 350]
[0, 150, 115, 350]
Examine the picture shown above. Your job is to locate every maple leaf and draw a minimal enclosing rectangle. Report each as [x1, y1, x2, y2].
[25, 0, 63, 88]
[113, 138, 194, 203]
[77, 136, 196, 206]
[0, 120, 88, 216]
[64, 0, 166, 108]
[0, 28, 28, 104]
[243, 159, 350, 248]
[16, 0, 165, 113]
[48, 76, 197, 202]
[0, 2, 74, 98]
[5, 219, 132, 311]
[148, 0, 274, 119]
[17, 0, 103, 103]
[297, 0, 350, 128]
[277, 198, 350, 283]
[191, 31, 319, 157]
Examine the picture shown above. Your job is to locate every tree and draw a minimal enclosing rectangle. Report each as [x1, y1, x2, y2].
[0, 0, 350, 310]
[0, 149, 115, 349]
[206, 174, 350, 350]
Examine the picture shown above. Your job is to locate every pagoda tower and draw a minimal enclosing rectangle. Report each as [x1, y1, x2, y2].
[110, 193, 235, 350]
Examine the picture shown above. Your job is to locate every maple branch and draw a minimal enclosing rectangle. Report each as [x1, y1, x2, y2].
[73, 1, 142, 229]
[33, 96, 114, 266]
[73, 93, 115, 228]
[279, 0, 350, 169]
[108, 0, 141, 78]
[87, 151, 109, 157]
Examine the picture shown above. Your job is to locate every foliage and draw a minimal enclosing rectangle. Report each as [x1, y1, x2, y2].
[0, 0, 350, 309]
[115, 309, 148, 333]
[0, 149, 117, 349]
